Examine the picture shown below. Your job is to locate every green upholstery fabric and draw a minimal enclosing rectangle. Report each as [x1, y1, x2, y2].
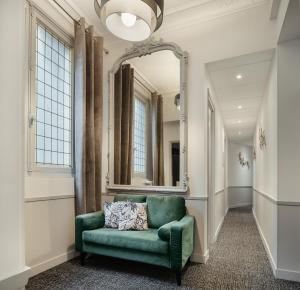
[75, 195, 195, 274]
[146, 196, 186, 228]
[83, 228, 168, 255]
[75, 211, 105, 252]
[158, 221, 178, 241]
[170, 215, 194, 270]
[83, 242, 170, 268]
[114, 194, 146, 203]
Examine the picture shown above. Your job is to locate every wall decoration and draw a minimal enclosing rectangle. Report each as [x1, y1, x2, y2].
[238, 152, 250, 169]
[259, 128, 267, 150]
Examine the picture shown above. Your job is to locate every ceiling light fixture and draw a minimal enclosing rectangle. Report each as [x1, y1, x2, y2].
[238, 105, 242, 109]
[236, 74, 242, 80]
[238, 120, 242, 123]
[94, 0, 164, 42]
[238, 131, 242, 135]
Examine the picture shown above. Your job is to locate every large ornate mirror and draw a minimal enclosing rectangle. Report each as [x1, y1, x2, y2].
[107, 39, 188, 193]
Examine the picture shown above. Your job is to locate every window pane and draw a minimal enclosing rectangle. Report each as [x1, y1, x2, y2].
[35, 24, 72, 168]
[133, 97, 146, 174]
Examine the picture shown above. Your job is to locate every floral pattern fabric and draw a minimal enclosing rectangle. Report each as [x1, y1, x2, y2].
[103, 201, 148, 231]
[118, 202, 148, 231]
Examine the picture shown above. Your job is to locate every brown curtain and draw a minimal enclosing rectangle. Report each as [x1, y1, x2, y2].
[151, 93, 165, 186]
[74, 18, 103, 215]
[114, 64, 134, 185]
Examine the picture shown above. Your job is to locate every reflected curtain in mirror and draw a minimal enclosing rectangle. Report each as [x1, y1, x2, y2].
[151, 92, 165, 186]
[114, 64, 134, 184]
[74, 18, 103, 215]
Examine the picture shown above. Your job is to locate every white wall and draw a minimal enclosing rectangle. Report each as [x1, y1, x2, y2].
[276, 37, 300, 278]
[163, 121, 180, 186]
[253, 52, 278, 271]
[204, 70, 227, 244]
[25, 198, 76, 276]
[227, 142, 253, 208]
[0, 0, 30, 289]
[228, 142, 253, 187]
[23, 0, 76, 277]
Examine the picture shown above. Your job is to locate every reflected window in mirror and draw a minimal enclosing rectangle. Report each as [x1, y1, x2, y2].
[111, 48, 185, 189]
[133, 96, 147, 175]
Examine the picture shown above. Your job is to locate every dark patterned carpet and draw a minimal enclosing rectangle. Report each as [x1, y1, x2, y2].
[26, 207, 300, 289]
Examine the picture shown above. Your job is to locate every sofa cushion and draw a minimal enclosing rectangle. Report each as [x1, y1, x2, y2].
[114, 194, 146, 203]
[83, 228, 168, 255]
[146, 196, 186, 228]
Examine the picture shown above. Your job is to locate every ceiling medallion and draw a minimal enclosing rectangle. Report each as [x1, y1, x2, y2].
[94, 0, 164, 42]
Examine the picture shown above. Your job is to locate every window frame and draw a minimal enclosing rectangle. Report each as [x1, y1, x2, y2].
[27, 8, 74, 174]
[132, 92, 148, 178]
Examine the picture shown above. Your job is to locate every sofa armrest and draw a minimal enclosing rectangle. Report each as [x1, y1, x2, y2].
[158, 221, 178, 241]
[170, 215, 194, 271]
[75, 211, 105, 252]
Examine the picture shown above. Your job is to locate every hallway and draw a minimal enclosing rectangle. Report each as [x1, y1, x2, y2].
[26, 207, 300, 290]
[199, 207, 300, 289]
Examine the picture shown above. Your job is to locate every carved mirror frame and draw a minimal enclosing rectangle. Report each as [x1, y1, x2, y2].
[106, 38, 189, 194]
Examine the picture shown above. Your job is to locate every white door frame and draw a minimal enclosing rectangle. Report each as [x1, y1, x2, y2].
[207, 90, 216, 247]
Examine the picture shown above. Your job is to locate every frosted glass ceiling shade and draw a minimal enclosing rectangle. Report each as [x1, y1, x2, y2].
[94, 0, 164, 42]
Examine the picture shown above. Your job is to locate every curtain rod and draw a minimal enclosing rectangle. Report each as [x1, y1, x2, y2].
[52, 0, 109, 55]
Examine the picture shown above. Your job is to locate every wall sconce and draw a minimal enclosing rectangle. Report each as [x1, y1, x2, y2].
[174, 93, 180, 111]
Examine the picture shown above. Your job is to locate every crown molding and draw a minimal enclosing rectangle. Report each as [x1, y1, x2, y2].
[164, 0, 213, 16]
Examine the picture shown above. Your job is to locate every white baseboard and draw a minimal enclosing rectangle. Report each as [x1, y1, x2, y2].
[0, 266, 31, 290]
[229, 202, 252, 209]
[29, 250, 79, 277]
[214, 215, 225, 242]
[252, 208, 277, 276]
[191, 250, 209, 264]
[277, 267, 300, 282]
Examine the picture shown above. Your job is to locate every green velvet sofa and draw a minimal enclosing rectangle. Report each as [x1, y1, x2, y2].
[75, 194, 194, 285]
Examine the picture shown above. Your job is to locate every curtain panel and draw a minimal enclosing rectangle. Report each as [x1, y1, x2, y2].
[114, 64, 134, 185]
[74, 18, 103, 215]
[151, 93, 165, 186]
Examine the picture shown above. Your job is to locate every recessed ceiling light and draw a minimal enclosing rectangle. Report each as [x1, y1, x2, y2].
[238, 120, 242, 123]
[238, 131, 242, 135]
[236, 74, 242, 80]
[238, 105, 242, 109]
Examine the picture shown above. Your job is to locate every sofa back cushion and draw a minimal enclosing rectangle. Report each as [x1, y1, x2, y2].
[146, 196, 186, 228]
[114, 194, 146, 203]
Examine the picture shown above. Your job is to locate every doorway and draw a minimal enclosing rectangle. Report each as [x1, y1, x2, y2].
[170, 141, 180, 186]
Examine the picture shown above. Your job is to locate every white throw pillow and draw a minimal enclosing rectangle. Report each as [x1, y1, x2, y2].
[118, 202, 148, 231]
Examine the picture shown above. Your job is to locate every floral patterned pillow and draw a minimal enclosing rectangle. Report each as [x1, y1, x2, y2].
[118, 202, 148, 231]
[104, 201, 123, 228]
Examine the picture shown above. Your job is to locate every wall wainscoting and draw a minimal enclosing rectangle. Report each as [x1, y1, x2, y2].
[253, 189, 300, 282]
[25, 196, 76, 278]
[228, 186, 253, 209]
[0, 267, 31, 290]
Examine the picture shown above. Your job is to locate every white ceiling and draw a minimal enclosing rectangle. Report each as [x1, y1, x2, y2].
[64, 0, 269, 45]
[128, 50, 180, 94]
[207, 49, 274, 144]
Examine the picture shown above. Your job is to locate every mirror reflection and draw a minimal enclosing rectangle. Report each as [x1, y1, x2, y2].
[113, 50, 181, 187]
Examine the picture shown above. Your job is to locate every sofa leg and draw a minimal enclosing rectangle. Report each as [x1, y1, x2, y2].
[80, 252, 87, 266]
[175, 271, 181, 286]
